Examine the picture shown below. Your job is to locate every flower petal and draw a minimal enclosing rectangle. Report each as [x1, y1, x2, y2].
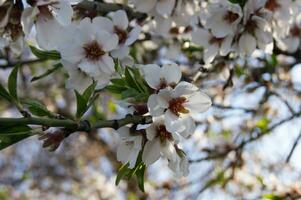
[111, 10, 128, 30]
[147, 94, 165, 116]
[95, 30, 118, 51]
[184, 91, 212, 113]
[51, 0, 73, 25]
[93, 16, 114, 33]
[142, 138, 161, 165]
[125, 26, 141, 46]
[161, 63, 182, 86]
[156, 0, 175, 16]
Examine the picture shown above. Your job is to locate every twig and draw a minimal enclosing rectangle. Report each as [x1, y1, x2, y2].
[286, 130, 301, 163]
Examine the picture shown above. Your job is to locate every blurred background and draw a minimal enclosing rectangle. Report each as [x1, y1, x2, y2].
[0, 0, 301, 199]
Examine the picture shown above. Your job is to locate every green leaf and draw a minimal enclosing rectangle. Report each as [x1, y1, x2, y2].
[0, 83, 12, 102]
[82, 82, 96, 101]
[0, 125, 32, 150]
[75, 91, 87, 119]
[124, 67, 140, 91]
[29, 45, 61, 60]
[31, 63, 63, 82]
[115, 163, 131, 186]
[8, 64, 20, 101]
[75, 82, 97, 119]
[228, 0, 247, 7]
[136, 163, 146, 192]
[256, 118, 270, 132]
[105, 85, 126, 94]
[262, 194, 282, 200]
[22, 99, 55, 118]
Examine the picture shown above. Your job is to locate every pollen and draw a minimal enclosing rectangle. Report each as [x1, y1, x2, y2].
[169, 97, 189, 116]
[114, 27, 127, 44]
[156, 125, 173, 142]
[83, 41, 105, 61]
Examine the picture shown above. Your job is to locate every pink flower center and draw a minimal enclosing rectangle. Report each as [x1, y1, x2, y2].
[83, 41, 105, 61]
[209, 37, 225, 45]
[114, 27, 127, 44]
[265, 0, 280, 12]
[224, 11, 239, 23]
[156, 125, 173, 142]
[169, 97, 189, 116]
[290, 25, 300, 37]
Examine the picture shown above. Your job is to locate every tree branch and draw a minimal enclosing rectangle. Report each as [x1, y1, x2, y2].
[0, 115, 153, 133]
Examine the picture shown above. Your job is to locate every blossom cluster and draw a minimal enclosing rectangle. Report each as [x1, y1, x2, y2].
[117, 64, 211, 176]
[1, 0, 301, 178]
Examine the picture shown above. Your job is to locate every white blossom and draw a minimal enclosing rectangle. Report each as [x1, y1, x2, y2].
[140, 63, 181, 90]
[116, 126, 143, 168]
[192, 28, 233, 63]
[95, 10, 141, 59]
[57, 17, 118, 87]
[131, 0, 176, 17]
[147, 81, 211, 134]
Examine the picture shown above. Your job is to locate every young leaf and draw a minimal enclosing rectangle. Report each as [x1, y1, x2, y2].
[136, 163, 146, 192]
[0, 83, 12, 102]
[0, 125, 33, 150]
[75, 90, 87, 119]
[31, 63, 63, 82]
[22, 99, 56, 118]
[124, 67, 140, 91]
[8, 64, 20, 100]
[82, 82, 97, 101]
[29, 45, 61, 60]
[115, 163, 131, 186]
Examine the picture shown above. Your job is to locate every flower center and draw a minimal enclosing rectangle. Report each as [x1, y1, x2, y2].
[209, 37, 224, 45]
[224, 11, 239, 23]
[168, 97, 189, 116]
[245, 19, 258, 34]
[265, 0, 280, 12]
[156, 125, 173, 142]
[290, 25, 300, 37]
[114, 27, 127, 44]
[83, 41, 105, 61]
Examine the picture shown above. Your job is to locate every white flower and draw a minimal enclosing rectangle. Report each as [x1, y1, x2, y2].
[140, 63, 181, 90]
[237, 0, 273, 56]
[265, 0, 293, 38]
[0, 3, 12, 28]
[168, 151, 189, 177]
[142, 117, 189, 176]
[203, 1, 242, 38]
[21, 0, 73, 50]
[274, 14, 301, 53]
[116, 126, 143, 168]
[63, 60, 113, 92]
[131, 0, 176, 17]
[191, 28, 233, 63]
[147, 81, 211, 133]
[58, 17, 118, 81]
[142, 117, 178, 164]
[95, 10, 141, 59]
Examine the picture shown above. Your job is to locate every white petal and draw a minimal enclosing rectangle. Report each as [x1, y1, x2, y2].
[135, 0, 157, 13]
[156, 0, 175, 16]
[191, 28, 210, 47]
[220, 35, 233, 56]
[173, 81, 198, 97]
[125, 26, 141, 46]
[21, 7, 39, 35]
[167, 116, 196, 138]
[147, 94, 165, 116]
[141, 64, 161, 89]
[185, 91, 212, 113]
[36, 16, 64, 50]
[239, 33, 256, 56]
[79, 60, 101, 76]
[110, 45, 129, 59]
[146, 124, 157, 141]
[111, 10, 128, 30]
[93, 16, 114, 33]
[117, 126, 131, 138]
[59, 43, 84, 64]
[161, 141, 177, 161]
[161, 63, 181, 86]
[142, 139, 161, 165]
[98, 54, 115, 74]
[203, 44, 219, 64]
[96, 31, 118, 52]
[51, 0, 73, 25]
